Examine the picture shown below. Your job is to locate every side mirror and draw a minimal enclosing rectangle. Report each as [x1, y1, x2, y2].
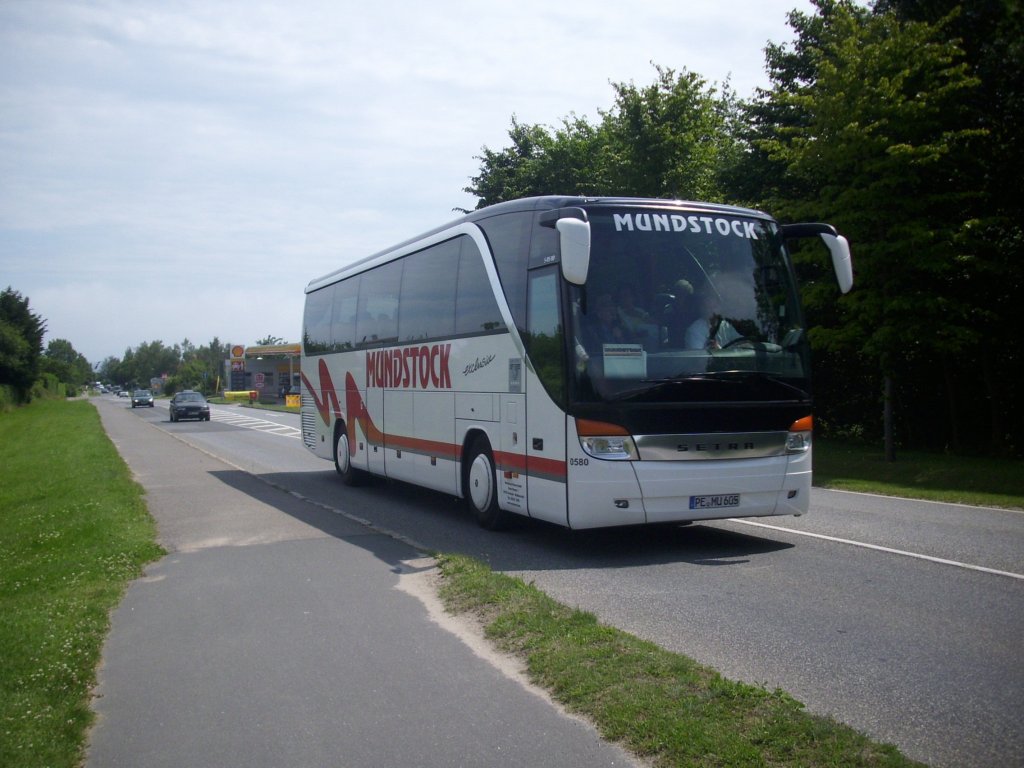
[781, 223, 854, 294]
[821, 233, 853, 294]
[557, 218, 591, 286]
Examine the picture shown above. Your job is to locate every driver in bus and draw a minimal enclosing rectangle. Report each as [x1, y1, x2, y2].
[616, 284, 659, 347]
[685, 289, 742, 350]
[585, 292, 628, 346]
[574, 292, 629, 373]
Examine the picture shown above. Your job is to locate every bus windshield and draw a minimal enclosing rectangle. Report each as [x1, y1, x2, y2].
[569, 206, 809, 405]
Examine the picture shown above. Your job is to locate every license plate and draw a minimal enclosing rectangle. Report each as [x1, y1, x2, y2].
[689, 494, 740, 510]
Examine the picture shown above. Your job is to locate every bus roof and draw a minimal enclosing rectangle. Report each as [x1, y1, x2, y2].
[305, 196, 772, 293]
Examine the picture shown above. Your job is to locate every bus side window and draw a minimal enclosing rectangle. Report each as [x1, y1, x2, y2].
[356, 261, 402, 347]
[303, 285, 334, 355]
[477, 213, 531, 331]
[456, 237, 505, 336]
[330, 277, 359, 352]
[399, 239, 459, 342]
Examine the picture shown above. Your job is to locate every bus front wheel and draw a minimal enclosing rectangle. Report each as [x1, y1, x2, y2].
[334, 425, 366, 486]
[464, 438, 507, 530]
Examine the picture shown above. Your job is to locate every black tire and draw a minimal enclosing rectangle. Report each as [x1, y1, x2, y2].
[463, 437, 508, 530]
[334, 423, 366, 486]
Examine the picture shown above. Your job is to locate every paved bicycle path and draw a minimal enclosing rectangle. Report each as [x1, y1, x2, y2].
[86, 399, 638, 767]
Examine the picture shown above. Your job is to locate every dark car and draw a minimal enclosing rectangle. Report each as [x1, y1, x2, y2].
[169, 390, 211, 422]
[131, 389, 155, 408]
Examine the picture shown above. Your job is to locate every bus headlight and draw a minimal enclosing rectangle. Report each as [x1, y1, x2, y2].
[576, 419, 638, 461]
[786, 415, 813, 454]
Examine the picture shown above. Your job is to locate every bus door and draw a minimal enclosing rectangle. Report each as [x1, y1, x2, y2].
[524, 267, 570, 526]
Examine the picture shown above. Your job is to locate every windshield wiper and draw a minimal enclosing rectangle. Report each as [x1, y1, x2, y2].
[695, 370, 810, 399]
[607, 375, 741, 401]
[608, 371, 808, 401]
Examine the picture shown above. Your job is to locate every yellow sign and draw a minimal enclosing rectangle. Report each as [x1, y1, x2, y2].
[245, 343, 301, 357]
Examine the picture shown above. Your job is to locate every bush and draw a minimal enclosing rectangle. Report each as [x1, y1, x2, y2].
[0, 384, 17, 412]
[30, 373, 66, 400]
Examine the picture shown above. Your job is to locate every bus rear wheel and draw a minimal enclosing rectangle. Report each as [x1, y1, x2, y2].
[464, 438, 507, 530]
[334, 424, 366, 486]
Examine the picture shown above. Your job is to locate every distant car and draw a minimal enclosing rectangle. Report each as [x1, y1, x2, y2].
[131, 389, 154, 408]
[169, 390, 211, 422]
[117, 390, 128, 398]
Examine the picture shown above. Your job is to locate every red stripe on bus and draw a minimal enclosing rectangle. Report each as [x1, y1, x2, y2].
[527, 454, 568, 480]
[304, 363, 566, 482]
[495, 450, 527, 474]
[301, 360, 342, 426]
[386, 433, 461, 461]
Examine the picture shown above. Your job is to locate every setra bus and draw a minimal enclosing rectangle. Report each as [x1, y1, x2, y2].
[300, 196, 852, 529]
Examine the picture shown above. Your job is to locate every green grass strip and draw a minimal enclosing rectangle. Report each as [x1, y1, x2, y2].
[0, 399, 164, 768]
[436, 553, 924, 768]
[814, 439, 1024, 509]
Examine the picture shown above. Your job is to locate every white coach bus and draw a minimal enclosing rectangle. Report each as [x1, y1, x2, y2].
[301, 196, 852, 529]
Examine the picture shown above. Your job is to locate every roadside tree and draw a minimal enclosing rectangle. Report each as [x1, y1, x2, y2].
[40, 338, 92, 395]
[465, 65, 741, 207]
[749, 0, 984, 457]
[0, 287, 46, 404]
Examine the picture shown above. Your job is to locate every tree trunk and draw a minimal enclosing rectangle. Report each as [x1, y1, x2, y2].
[982, 354, 1007, 456]
[883, 374, 896, 462]
[941, 357, 960, 453]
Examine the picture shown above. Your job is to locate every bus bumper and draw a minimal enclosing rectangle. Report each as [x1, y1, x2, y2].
[566, 449, 811, 529]
[636, 451, 810, 524]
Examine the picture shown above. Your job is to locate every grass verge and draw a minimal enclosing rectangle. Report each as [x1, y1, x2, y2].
[0, 399, 164, 768]
[436, 553, 923, 767]
[814, 439, 1024, 509]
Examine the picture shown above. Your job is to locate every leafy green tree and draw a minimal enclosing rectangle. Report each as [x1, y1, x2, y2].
[99, 337, 229, 395]
[463, 116, 604, 207]
[874, 0, 1024, 454]
[0, 287, 47, 403]
[40, 338, 92, 395]
[730, 2, 865, 207]
[752, 0, 983, 456]
[601, 66, 743, 201]
[465, 65, 741, 207]
[96, 356, 121, 384]
[169, 337, 229, 394]
[119, 341, 180, 389]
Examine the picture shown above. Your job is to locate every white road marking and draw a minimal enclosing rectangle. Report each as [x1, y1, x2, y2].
[728, 518, 1024, 581]
[816, 486, 1024, 515]
[209, 408, 301, 439]
[151, 400, 301, 438]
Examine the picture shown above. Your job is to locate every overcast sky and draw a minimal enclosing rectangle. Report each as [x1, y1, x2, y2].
[1, 0, 815, 365]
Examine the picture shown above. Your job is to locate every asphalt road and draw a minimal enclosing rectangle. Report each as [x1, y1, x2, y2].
[87, 398, 640, 768]
[95, 396, 1024, 767]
